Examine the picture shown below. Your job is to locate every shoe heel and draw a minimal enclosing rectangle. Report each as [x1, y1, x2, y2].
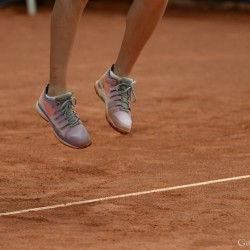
[36, 102, 49, 122]
[94, 82, 105, 103]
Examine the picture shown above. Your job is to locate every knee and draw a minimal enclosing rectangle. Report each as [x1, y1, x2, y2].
[71, 0, 88, 5]
[143, 0, 168, 11]
[56, 0, 88, 7]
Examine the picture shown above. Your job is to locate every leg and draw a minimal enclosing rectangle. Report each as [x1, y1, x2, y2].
[114, 0, 168, 77]
[49, 0, 88, 96]
[36, 0, 91, 149]
[96, 0, 168, 134]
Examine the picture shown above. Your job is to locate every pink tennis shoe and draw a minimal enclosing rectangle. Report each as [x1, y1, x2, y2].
[36, 85, 91, 149]
[95, 66, 136, 134]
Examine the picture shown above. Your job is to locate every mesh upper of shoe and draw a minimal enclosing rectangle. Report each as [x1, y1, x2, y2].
[109, 77, 136, 112]
[54, 93, 80, 128]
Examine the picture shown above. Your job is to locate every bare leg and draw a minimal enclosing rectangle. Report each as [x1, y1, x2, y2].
[49, 0, 88, 96]
[114, 0, 168, 77]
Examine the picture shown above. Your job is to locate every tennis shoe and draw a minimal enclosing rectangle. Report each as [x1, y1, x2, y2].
[95, 66, 136, 134]
[36, 85, 91, 149]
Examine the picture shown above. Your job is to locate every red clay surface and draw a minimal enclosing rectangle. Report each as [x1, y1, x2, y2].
[0, 3, 250, 250]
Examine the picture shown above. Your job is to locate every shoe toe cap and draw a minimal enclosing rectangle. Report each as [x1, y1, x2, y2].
[111, 111, 132, 133]
[66, 125, 91, 148]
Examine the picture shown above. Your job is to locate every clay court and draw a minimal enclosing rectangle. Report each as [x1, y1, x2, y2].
[0, 2, 250, 249]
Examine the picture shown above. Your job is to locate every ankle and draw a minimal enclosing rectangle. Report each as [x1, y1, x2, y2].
[112, 64, 130, 78]
[47, 83, 67, 96]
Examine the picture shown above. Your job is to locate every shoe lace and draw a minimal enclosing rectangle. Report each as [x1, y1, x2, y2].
[116, 80, 136, 112]
[59, 97, 80, 128]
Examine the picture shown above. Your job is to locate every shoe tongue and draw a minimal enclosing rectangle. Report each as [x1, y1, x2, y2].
[119, 77, 133, 85]
[55, 92, 72, 102]
[109, 68, 133, 85]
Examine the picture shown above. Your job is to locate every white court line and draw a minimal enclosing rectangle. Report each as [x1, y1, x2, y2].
[0, 175, 249, 217]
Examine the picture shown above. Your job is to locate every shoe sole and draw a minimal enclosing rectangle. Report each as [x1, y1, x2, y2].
[36, 102, 92, 149]
[94, 82, 130, 135]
